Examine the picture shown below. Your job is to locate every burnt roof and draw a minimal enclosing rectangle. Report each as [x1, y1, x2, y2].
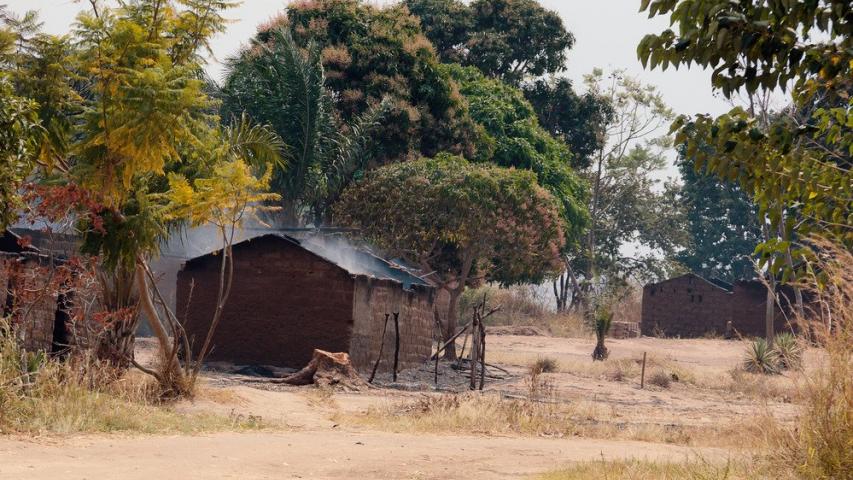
[646, 272, 734, 292]
[183, 233, 431, 289]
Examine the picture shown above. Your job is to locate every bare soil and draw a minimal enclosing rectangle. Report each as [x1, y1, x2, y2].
[0, 335, 804, 479]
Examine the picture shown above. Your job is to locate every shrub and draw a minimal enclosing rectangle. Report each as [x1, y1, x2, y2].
[742, 338, 780, 375]
[647, 369, 672, 389]
[531, 356, 559, 373]
[773, 332, 803, 370]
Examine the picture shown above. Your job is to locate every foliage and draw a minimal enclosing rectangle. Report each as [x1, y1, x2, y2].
[442, 63, 588, 240]
[676, 152, 762, 282]
[772, 332, 802, 370]
[0, 75, 40, 228]
[335, 154, 564, 287]
[775, 239, 852, 479]
[557, 70, 684, 311]
[742, 338, 780, 375]
[335, 154, 564, 357]
[406, 0, 574, 85]
[591, 296, 613, 361]
[220, 26, 389, 225]
[522, 77, 614, 169]
[639, 0, 853, 274]
[259, 0, 477, 163]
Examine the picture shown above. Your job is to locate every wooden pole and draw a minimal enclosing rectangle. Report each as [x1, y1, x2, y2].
[392, 312, 400, 383]
[640, 351, 647, 389]
[478, 322, 486, 391]
[368, 314, 390, 384]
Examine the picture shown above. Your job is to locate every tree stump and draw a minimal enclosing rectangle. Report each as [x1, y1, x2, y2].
[277, 349, 366, 390]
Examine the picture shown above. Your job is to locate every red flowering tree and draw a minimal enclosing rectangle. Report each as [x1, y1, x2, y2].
[334, 154, 564, 359]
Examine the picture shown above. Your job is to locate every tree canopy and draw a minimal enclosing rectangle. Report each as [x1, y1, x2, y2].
[334, 154, 564, 357]
[240, 0, 478, 164]
[639, 0, 852, 273]
[405, 0, 574, 85]
[442, 63, 587, 240]
[675, 151, 762, 282]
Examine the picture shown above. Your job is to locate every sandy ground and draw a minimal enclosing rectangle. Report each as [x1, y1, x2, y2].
[0, 335, 800, 479]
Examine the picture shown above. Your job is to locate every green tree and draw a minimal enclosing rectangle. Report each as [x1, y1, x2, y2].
[334, 154, 564, 360]
[676, 151, 762, 282]
[639, 0, 851, 340]
[638, 0, 852, 261]
[5, 1, 285, 396]
[406, 0, 574, 85]
[560, 70, 685, 311]
[522, 77, 614, 169]
[442, 63, 587, 240]
[254, 0, 477, 164]
[221, 27, 389, 226]
[0, 76, 40, 228]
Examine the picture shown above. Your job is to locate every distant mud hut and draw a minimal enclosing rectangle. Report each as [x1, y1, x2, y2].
[0, 229, 71, 352]
[641, 273, 794, 338]
[176, 234, 439, 372]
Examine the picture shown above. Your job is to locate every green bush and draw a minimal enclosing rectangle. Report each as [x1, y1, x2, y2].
[773, 332, 803, 370]
[742, 338, 780, 375]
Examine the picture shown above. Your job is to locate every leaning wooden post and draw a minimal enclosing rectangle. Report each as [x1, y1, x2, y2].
[640, 351, 647, 389]
[478, 321, 486, 391]
[469, 307, 480, 390]
[368, 314, 390, 384]
[392, 312, 400, 383]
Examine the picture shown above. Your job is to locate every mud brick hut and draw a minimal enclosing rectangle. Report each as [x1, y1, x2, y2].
[0, 229, 71, 352]
[641, 273, 789, 338]
[176, 233, 439, 372]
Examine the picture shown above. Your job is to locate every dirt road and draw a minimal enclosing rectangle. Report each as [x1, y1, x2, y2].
[0, 429, 722, 480]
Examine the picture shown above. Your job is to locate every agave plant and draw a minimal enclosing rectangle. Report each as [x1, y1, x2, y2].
[591, 307, 613, 361]
[743, 338, 781, 374]
[774, 332, 803, 370]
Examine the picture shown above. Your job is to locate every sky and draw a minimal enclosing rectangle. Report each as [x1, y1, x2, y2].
[4, 0, 736, 178]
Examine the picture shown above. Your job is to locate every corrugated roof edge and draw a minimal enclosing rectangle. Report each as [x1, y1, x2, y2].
[181, 233, 433, 290]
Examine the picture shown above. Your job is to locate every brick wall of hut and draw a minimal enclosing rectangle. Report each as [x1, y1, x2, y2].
[349, 277, 436, 373]
[177, 236, 356, 369]
[0, 254, 59, 351]
[641, 274, 732, 337]
[642, 274, 794, 338]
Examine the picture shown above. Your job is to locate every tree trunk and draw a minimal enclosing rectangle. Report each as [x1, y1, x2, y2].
[444, 289, 461, 361]
[276, 349, 365, 390]
[765, 285, 776, 346]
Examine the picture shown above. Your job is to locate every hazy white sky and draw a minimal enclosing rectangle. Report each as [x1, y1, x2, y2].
[5, 0, 731, 118]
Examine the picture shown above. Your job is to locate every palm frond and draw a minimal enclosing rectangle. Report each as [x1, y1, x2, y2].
[222, 112, 287, 169]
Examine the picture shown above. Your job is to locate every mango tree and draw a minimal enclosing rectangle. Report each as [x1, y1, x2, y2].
[334, 154, 564, 360]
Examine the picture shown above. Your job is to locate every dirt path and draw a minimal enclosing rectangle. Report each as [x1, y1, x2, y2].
[0, 429, 724, 480]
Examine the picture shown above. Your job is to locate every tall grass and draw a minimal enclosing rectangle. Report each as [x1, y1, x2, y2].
[772, 240, 853, 478]
[0, 319, 263, 435]
[536, 457, 785, 480]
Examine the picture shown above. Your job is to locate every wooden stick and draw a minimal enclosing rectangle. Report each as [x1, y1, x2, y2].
[456, 329, 470, 369]
[368, 314, 390, 383]
[392, 312, 400, 383]
[640, 351, 647, 389]
[430, 322, 471, 360]
[478, 323, 486, 391]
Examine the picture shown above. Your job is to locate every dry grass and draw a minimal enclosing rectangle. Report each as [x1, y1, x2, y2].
[459, 285, 591, 338]
[769, 239, 853, 479]
[535, 456, 789, 480]
[647, 369, 672, 389]
[0, 322, 266, 435]
[336, 392, 777, 448]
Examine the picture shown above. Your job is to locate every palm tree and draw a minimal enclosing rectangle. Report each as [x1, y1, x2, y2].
[220, 26, 388, 226]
